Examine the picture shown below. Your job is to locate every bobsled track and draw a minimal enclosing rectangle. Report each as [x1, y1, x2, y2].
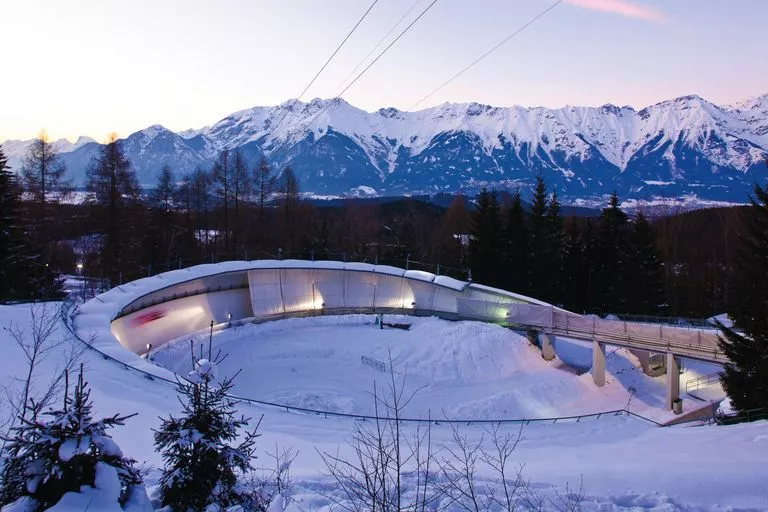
[67, 260, 728, 418]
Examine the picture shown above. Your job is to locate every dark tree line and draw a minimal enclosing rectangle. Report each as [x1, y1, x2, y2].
[468, 177, 666, 315]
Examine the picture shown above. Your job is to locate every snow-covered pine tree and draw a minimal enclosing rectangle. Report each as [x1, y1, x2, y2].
[0, 366, 146, 511]
[154, 353, 264, 511]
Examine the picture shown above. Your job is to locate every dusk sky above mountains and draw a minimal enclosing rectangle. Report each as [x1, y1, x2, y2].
[2, 0, 766, 142]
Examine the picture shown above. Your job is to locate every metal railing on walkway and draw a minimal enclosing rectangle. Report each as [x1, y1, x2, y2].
[685, 372, 722, 394]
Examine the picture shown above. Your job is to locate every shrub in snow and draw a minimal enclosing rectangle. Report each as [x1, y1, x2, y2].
[0, 366, 146, 511]
[154, 355, 264, 511]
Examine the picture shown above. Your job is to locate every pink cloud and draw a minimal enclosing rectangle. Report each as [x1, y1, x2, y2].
[565, 0, 666, 22]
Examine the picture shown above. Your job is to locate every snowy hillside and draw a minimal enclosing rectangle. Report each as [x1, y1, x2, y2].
[1, 303, 766, 510]
[3, 93, 767, 202]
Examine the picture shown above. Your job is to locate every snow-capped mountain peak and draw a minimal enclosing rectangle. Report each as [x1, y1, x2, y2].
[2, 92, 766, 202]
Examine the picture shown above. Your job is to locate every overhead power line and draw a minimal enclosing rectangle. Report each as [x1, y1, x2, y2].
[398, 0, 564, 117]
[267, 0, 379, 143]
[334, 0, 425, 93]
[301, 0, 441, 133]
[297, 0, 380, 102]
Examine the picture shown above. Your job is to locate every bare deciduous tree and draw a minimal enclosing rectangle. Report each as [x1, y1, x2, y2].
[0, 303, 83, 452]
[318, 353, 437, 512]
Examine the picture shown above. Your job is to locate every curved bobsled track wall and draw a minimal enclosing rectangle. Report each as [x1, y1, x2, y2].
[97, 260, 558, 356]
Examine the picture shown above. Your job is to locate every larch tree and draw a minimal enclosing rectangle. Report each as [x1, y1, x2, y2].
[253, 156, 276, 250]
[20, 131, 70, 294]
[21, 130, 71, 207]
[717, 182, 768, 414]
[211, 150, 234, 257]
[191, 167, 213, 259]
[231, 150, 251, 256]
[85, 134, 141, 286]
[144, 164, 181, 273]
[277, 166, 301, 256]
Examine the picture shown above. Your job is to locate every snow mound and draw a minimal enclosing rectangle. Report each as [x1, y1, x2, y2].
[151, 315, 645, 420]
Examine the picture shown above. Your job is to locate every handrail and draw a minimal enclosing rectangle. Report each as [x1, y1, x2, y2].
[685, 372, 722, 393]
[60, 298, 664, 427]
[532, 319, 726, 363]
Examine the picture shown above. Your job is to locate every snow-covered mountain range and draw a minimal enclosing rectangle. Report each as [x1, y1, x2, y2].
[3, 93, 767, 202]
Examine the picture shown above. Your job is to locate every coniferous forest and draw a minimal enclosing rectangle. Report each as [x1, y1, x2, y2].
[0, 138, 755, 320]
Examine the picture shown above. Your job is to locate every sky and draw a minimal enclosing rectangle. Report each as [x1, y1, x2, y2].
[1, 0, 766, 142]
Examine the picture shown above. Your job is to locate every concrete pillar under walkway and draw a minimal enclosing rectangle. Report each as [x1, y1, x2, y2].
[540, 333, 556, 361]
[666, 352, 681, 411]
[630, 349, 650, 374]
[592, 339, 606, 387]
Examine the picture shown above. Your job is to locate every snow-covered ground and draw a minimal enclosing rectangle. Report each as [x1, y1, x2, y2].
[1, 303, 766, 510]
[151, 315, 720, 424]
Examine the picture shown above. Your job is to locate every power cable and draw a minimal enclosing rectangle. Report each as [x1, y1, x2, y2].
[334, 0, 425, 93]
[383, 0, 564, 128]
[267, 0, 379, 142]
[297, 0, 380, 102]
[299, 0, 441, 134]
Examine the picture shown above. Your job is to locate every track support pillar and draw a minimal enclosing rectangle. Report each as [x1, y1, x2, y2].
[592, 339, 606, 387]
[666, 352, 681, 411]
[541, 333, 556, 361]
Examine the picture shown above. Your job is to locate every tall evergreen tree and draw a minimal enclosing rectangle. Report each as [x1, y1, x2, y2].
[582, 218, 601, 313]
[503, 190, 529, 294]
[627, 212, 666, 315]
[468, 188, 504, 286]
[0, 145, 29, 300]
[595, 192, 629, 313]
[0, 145, 60, 299]
[717, 182, 768, 414]
[432, 193, 471, 269]
[528, 176, 555, 301]
[546, 189, 564, 304]
[152, 164, 175, 213]
[86, 134, 141, 286]
[561, 216, 587, 312]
